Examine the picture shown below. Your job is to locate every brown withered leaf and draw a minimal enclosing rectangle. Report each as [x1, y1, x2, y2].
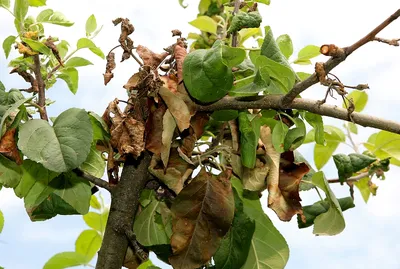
[169, 168, 234, 269]
[0, 128, 22, 164]
[161, 109, 177, 167]
[260, 126, 309, 221]
[171, 29, 182, 37]
[136, 45, 169, 70]
[113, 17, 135, 62]
[242, 157, 269, 191]
[104, 52, 116, 85]
[45, 37, 63, 66]
[158, 86, 191, 132]
[148, 149, 194, 194]
[174, 40, 187, 82]
[123, 247, 141, 269]
[105, 99, 145, 158]
[179, 112, 209, 157]
[145, 100, 167, 154]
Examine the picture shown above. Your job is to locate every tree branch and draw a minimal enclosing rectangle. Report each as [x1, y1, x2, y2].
[197, 95, 400, 134]
[281, 8, 400, 106]
[231, 0, 242, 47]
[96, 152, 151, 269]
[33, 55, 48, 121]
[328, 172, 369, 184]
[73, 168, 112, 192]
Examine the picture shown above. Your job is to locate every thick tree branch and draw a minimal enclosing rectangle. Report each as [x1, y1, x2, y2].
[96, 152, 151, 269]
[73, 168, 112, 192]
[33, 55, 49, 121]
[281, 9, 400, 105]
[197, 95, 400, 134]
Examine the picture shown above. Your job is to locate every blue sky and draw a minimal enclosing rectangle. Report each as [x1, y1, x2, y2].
[1, 0, 400, 268]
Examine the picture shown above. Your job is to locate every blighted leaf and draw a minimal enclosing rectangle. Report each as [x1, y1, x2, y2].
[311, 171, 346, 235]
[214, 189, 255, 269]
[242, 158, 269, 191]
[148, 150, 194, 194]
[276, 34, 293, 59]
[169, 169, 234, 269]
[2, 35, 16, 58]
[231, 177, 289, 268]
[161, 109, 176, 168]
[75, 229, 102, 263]
[0, 128, 22, 164]
[145, 102, 167, 155]
[342, 90, 368, 112]
[298, 197, 355, 229]
[158, 86, 191, 132]
[18, 108, 93, 173]
[189, 16, 217, 34]
[136, 45, 168, 70]
[227, 11, 262, 34]
[43, 252, 87, 269]
[0, 97, 33, 136]
[183, 42, 234, 102]
[333, 153, 376, 184]
[0, 154, 22, 188]
[134, 194, 169, 246]
[293, 45, 320, 65]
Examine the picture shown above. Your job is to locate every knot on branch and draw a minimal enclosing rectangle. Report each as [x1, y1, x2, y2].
[320, 44, 345, 58]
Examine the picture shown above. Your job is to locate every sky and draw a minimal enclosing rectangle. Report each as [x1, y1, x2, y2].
[1, 0, 400, 268]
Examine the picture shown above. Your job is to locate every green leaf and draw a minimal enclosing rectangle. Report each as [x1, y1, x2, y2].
[343, 90, 368, 112]
[304, 112, 324, 144]
[211, 110, 238, 121]
[36, 10, 74, 26]
[238, 27, 262, 46]
[89, 111, 110, 142]
[18, 108, 93, 173]
[0, 0, 10, 8]
[189, 16, 217, 34]
[75, 229, 101, 263]
[138, 260, 157, 269]
[90, 195, 101, 210]
[28, 0, 46, 6]
[183, 42, 234, 102]
[77, 38, 96, 49]
[294, 45, 320, 65]
[57, 67, 79, 94]
[56, 40, 69, 59]
[43, 252, 87, 269]
[256, 0, 270, 4]
[2, 35, 16, 58]
[297, 72, 311, 81]
[51, 172, 91, 215]
[0, 209, 4, 233]
[311, 171, 346, 235]
[354, 176, 373, 203]
[333, 153, 376, 183]
[314, 141, 339, 170]
[89, 47, 105, 59]
[14, 0, 29, 24]
[14, 160, 59, 208]
[284, 118, 306, 151]
[64, 57, 93, 67]
[85, 14, 97, 36]
[80, 146, 105, 178]
[221, 44, 246, 67]
[178, 0, 188, 8]
[298, 197, 355, 229]
[276, 34, 293, 59]
[21, 38, 52, 55]
[0, 154, 22, 188]
[214, 189, 255, 269]
[231, 177, 289, 268]
[364, 131, 400, 166]
[272, 121, 289, 153]
[134, 198, 169, 246]
[1, 97, 32, 136]
[348, 122, 358, 134]
[238, 112, 257, 168]
[83, 212, 105, 233]
[227, 11, 262, 34]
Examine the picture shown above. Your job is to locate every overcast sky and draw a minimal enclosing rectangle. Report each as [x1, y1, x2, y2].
[1, 0, 400, 268]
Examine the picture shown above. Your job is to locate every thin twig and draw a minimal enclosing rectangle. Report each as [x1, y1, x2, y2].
[231, 0, 242, 47]
[196, 95, 400, 134]
[374, 37, 400, 46]
[33, 55, 48, 121]
[328, 172, 369, 184]
[281, 9, 400, 105]
[345, 123, 359, 153]
[73, 168, 113, 192]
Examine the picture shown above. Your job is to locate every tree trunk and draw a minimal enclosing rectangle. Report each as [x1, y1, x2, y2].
[96, 152, 151, 269]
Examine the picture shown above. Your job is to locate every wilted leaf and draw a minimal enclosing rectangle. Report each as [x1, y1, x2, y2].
[227, 12, 262, 34]
[333, 153, 376, 184]
[145, 101, 167, 154]
[161, 109, 176, 167]
[136, 45, 168, 70]
[0, 128, 22, 164]
[169, 169, 234, 269]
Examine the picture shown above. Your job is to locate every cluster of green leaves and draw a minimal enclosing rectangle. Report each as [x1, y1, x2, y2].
[43, 194, 108, 268]
[1, 0, 104, 94]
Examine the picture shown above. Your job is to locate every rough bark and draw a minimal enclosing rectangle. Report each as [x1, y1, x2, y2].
[96, 151, 151, 269]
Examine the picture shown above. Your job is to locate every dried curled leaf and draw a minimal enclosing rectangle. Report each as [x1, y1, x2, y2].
[104, 99, 145, 158]
[113, 17, 135, 62]
[169, 168, 234, 269]
[136, 45, 169, 70]
[0, 128, 22, 164]
[104, 52, 116, 85]
[17, 42, 38, 56]
[174, 40, 187, 82]
[227, 11, 262, 34]
[45, 37, 63, 66]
